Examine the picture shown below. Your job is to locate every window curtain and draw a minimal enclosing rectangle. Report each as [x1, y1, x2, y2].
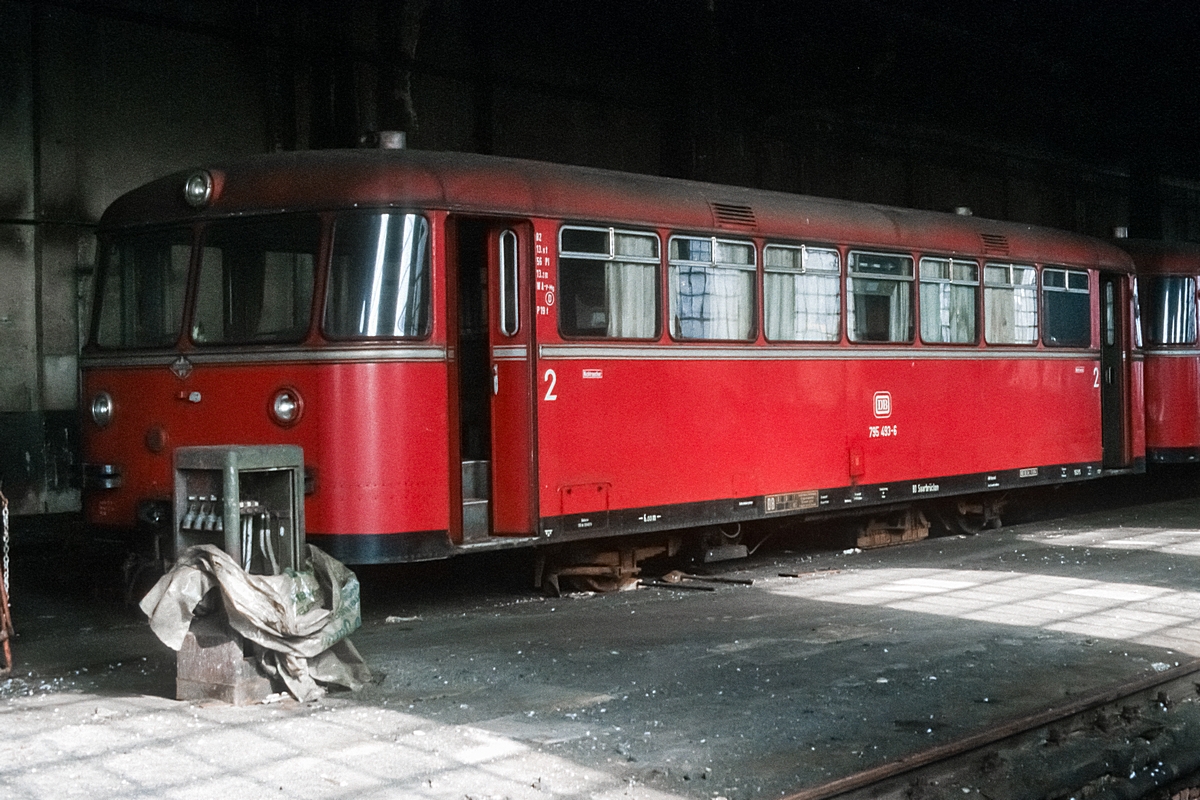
[605, 261, 657, 337]
[985, 284, 1037, 343]
[888, 282, 912, 341]
[672, 265, 754, 339]
[765, 272, 840, 341]
[602, 232, 658, 338]
[920, 282, 975, 343]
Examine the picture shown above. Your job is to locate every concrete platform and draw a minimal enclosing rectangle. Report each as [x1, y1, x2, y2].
[5, 487, 1200, 799]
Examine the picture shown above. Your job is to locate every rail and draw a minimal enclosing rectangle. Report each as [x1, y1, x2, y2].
[783, 658, 1200, 800]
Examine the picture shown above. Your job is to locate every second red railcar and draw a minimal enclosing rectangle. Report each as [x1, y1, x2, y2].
[1118, 239, 1200, 463]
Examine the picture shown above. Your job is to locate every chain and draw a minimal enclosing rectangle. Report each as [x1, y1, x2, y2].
[1, 490, 8, 599]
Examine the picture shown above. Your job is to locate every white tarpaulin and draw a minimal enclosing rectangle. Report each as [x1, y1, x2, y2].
[140, 544, 371, 701]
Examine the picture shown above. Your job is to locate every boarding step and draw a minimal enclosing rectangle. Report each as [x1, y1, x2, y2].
[461, 459, 491, 500]
[462, 498, 490, 542]
[461, 460, 492, 542]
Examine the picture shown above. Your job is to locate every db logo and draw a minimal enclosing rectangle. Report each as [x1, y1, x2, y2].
[873, 391, 892, 419]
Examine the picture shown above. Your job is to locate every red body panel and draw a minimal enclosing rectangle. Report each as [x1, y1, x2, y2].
[534, 354, 1103, 516]
[83, 360, 451, 537]
[1130, 357, 1146, 458]
[1144, 355, 1200, 450]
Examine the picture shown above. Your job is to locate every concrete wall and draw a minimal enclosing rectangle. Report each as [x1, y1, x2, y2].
[0, 1, 267, 513]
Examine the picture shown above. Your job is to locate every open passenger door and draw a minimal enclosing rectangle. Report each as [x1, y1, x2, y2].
[451, 219, 537, 541]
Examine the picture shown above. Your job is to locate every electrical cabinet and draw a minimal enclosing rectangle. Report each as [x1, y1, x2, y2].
[174, 445, 305, 574]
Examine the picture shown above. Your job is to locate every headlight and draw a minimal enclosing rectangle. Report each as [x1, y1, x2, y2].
[91, 392, 114, 427]
[269, 387, 303, 427]
[183, 170, 213, 208]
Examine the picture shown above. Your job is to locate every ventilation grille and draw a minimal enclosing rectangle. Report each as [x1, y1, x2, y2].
[711, 202, 757, 229]
[980, 233, 1009, 255]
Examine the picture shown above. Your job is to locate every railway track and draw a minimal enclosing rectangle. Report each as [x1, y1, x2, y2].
[783, 658, 1200, 800]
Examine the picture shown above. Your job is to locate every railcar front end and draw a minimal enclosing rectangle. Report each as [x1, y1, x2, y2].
[82, 197, 456, 562]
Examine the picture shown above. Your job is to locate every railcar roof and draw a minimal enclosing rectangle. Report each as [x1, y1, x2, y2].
[1114, 238, 1200, 275]
[101, 149, 1133, 272]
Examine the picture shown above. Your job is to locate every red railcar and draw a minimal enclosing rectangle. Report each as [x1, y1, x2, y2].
[81, 149, 1144, 564]
[1116, 239, 1200, 463]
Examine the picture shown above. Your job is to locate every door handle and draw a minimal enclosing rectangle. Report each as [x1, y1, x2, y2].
[492, 364, 499, 395]
[1105, 366, 1113, 385]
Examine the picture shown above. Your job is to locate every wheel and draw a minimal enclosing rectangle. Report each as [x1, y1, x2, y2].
[938, 500, 1001, 536]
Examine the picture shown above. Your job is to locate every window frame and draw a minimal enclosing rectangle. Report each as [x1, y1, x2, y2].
[556, 224, 661, 340]
[499, 229, 520, 337]
[983, 262, 1039, 346]
[91, 225, 195, 350]
[846, 249, 915, 344]
[667, 234, 757, 342]
[191, 214, 321, 347]
[762, 242, 841, 343]
[1139, 274, 1197, 347]
[1040, 266, 1091, 348]
[321, 210, 433, 342]
[917, 255, 980, 345]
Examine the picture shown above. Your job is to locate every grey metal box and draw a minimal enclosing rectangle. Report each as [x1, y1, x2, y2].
[174, 445, 305, 574]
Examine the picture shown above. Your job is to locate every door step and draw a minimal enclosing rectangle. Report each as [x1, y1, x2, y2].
[461, 460, 491, 541]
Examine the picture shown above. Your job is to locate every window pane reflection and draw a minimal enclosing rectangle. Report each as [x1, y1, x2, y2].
[324, 212, 431, 339]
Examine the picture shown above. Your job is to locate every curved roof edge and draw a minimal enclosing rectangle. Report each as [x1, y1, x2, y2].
[101, 149, 1134, 273]
[1113, 238, 1200, 274]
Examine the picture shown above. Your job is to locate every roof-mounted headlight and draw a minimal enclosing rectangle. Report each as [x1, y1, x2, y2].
[183, 170, 214, 208]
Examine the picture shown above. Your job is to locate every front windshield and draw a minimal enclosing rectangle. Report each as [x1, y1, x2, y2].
[93, 228, 192, 349]
[93, 211, 429, 349]
[1142, 275, 1197, 346]
[192, 215, 319, 344]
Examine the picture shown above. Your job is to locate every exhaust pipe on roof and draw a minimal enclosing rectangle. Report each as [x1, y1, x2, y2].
[378, 131, 406, 149]
[358, 130, 407, 149]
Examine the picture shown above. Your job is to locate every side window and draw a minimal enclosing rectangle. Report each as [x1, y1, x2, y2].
[558, 226, 659, 338]
[1132, 278, 1143, 349]
[847, 251, 914, 343]
[919, 257, 978, 344]
[763, 244, 840, 342]
[1141, 275, 1197, 346]
[668, 236, 756, 340]
[1042, 267, 1090, 347]
[984, 263, 1037, 344]
[499, 229, 519, 336]
[1104, 281, 1115, 347]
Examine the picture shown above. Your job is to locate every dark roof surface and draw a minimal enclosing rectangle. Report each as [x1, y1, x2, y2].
[1115, 239, 1200, 275]
[102, 149, 1134, 272]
